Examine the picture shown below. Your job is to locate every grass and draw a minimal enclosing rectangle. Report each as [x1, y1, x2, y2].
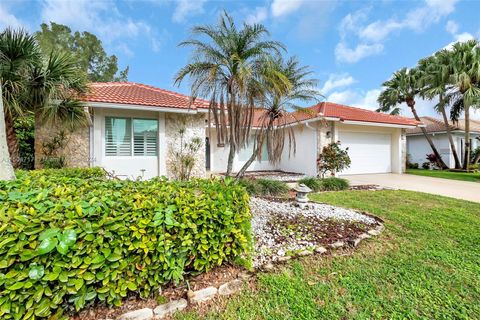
[175, 190, 480, 319]
[407, 168, 480, 183]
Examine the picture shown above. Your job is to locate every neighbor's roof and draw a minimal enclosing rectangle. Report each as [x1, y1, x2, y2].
[276, 102, 420, 127]
[406, 116, 480, 134]
[83, 82, 209, 110]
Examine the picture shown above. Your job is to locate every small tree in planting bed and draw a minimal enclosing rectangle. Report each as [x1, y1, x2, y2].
[317, 141, 351, 177]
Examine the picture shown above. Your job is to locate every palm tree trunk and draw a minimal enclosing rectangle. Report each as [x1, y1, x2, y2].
[225, 143, 236, 176]
[439, 96, 461, 169]
[236, 147, 257, 179]
[0, 84, 16, 180]
[4, 112, 21, 168]
[462, 102, 470, 170]
[408, 101, 448, 169]
[225, 93, 236, 176]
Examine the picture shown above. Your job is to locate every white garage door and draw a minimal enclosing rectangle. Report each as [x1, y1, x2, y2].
[338, 131, 392, 175]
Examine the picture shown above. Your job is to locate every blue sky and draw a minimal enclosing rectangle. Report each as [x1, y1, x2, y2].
[2, 0, 480, 118]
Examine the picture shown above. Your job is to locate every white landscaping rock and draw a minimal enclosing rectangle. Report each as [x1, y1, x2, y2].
[117, 308, 153, 320]
[250, 197, 377, 267]
[153, 299, 187, 319]
[315, 246, 327, 254]
[218, 279, 243, 296]
[330, 241, 345, 249]
[187, 287, 217, 303]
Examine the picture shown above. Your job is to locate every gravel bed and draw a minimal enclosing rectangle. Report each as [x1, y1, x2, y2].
[251, 197, 378, 267]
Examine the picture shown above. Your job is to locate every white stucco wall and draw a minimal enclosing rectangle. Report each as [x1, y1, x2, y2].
[207, 120, 407, 176]
[407, 132, 480, 168]
[278, 123, 318, 176]
[208, 129, 278, 173]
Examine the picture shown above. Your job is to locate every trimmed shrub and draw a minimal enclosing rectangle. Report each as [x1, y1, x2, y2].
[298, 177, 322, 192]
[236, 178, 289, 196]
[297, 177, 349, 192]
[236, 178, 261, 195]
[407, 162, 419, 169]
[0, 169, 251, 319]
[319, 177, 349, 191]
[15, 167, 107, 180]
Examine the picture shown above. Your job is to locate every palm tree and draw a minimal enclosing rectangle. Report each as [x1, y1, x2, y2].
[175, 12, 285, 176]
[377, 67, 448, 169]
[418, 52, 461, 169]
[443, 40, 480, 169]
[0, 28, 88, 175]
[235, 56, 320, 178]
[0, 28, 40, 170]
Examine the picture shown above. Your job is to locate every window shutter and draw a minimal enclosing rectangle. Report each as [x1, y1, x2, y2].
[105, 117, 132, 156]
[133, 119, 158, 156]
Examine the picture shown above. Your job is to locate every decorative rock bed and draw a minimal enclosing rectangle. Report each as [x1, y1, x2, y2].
[250, 197, 383, 267]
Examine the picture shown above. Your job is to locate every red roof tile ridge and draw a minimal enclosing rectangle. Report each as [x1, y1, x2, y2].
[323, 101, 417, 121]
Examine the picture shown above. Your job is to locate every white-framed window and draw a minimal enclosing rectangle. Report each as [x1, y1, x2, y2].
[105, 117, 158, 156]
[238, 135, 268, 162]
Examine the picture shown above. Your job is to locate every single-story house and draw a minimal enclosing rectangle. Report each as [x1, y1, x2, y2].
[35, 82, 420, 179]
[406, 116, 480, 168]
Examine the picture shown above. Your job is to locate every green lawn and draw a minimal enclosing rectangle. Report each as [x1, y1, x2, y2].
[176, 190, 480, 319]
[407, 168, 480, 182]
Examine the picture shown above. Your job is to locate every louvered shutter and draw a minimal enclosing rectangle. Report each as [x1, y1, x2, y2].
[105, 117, 132, 156]
[133, 119, 158, 156]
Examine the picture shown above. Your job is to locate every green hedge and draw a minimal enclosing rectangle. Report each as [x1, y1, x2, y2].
[0, 169, 251, 319]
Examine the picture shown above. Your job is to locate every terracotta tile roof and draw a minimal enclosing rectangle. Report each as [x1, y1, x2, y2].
[407, 116, 480, 134]
[83, 82, 419, 127]
[82, 82, 210, 110]
[279, 102, 420, 127]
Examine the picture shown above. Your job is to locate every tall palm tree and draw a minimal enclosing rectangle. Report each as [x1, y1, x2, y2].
[175, 12, 285, 176]
[418, 52, 461, 169]
[236, 56, 320, 178]
[0, 28, 40, 170]
[443, 40, 480, 169]
[377, 67, 448, 169]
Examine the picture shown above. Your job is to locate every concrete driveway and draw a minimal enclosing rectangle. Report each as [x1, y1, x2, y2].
[342, 173, 480, 203]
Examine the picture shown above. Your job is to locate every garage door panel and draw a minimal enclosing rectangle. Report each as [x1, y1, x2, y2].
[339, 131, 391, 175]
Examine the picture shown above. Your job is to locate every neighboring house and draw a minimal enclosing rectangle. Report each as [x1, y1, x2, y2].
[406, 116, 480, 168]
[34, 82, 420, 178]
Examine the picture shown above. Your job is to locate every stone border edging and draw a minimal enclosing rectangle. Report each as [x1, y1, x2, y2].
[116, 273, 251, 320]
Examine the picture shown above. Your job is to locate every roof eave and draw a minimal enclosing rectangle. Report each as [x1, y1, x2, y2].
[86, 101, 200, 114]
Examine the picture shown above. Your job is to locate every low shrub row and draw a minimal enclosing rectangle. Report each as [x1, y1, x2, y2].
[298, 177, 350, 192]
[236, 178, 289, 196]
[0, 169, 251, 319]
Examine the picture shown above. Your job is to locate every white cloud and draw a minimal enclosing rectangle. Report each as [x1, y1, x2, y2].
[246, 6, 268, 25]
[336, 0, 459, 63]
[40, 0, 162, 53]
[446, 20, 459, 35]
[327, 88, 381, 110]
[320, 73, 356, 95]
[271, 0, 303, 17]
[0, 3, 25, 30]
[172, 0, 206, 23]
[335, 42, 384, 64]
[442, 20, 475, 50]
